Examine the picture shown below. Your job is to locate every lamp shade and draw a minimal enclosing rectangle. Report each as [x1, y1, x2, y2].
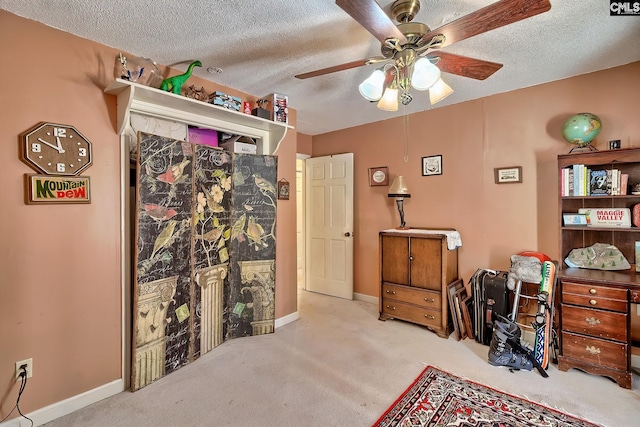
[377, 86, 399, 111]
[388, 176, 411, 198]
[411, 57, 441, 91]
[358, 69, 386, 101]
[429, 77, 454, 105]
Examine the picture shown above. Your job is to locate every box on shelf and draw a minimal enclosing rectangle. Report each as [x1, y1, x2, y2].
[257, 93, 288, 124]
[211, 91, 241, 112]
[578, 207, 631, 228]
[187, 127, 218, 147]
[219, 135, 257, 154]
[251, 107, 271, 120]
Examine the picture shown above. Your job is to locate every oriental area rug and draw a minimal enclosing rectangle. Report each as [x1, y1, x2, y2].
[373, 366, 600, 427]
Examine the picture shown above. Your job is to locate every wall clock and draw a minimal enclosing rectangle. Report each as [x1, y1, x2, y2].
[21, 122, 93, 176]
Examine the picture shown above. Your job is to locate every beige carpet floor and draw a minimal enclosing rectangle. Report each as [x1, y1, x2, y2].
[43, 289, 640, 427]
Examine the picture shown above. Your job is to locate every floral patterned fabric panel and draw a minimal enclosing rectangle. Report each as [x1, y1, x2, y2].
[227, 153, 278, 338]
[134, 132, 194, 390]
[191, 146, 233, 358]
[132, 134, 278, 390]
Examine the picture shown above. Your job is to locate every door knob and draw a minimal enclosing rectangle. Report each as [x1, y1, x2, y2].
[344, 232, 351, 237]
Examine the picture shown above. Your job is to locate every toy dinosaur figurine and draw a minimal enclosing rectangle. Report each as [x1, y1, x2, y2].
[160, 60, 202, 94]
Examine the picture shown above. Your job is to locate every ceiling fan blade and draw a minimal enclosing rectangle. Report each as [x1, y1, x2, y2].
[336, 0, 407, 44]
[428, 52, 503, 80]
[423, 0, 551, 49]
[295, 59, 372, 79]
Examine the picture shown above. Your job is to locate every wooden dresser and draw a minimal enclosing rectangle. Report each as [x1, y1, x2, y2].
[557, 269, 637, 388]
[379, 229, 459, 338]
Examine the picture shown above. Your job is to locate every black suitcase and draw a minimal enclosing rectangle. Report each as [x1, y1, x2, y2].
[470, 269, 511, 345]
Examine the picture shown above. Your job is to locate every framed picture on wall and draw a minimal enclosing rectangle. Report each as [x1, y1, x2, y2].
[368, 166, 389, 186]
[494, 166, 522, 184]
[422, 155, 442, 176]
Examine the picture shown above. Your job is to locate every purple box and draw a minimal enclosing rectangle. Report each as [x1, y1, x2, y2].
[188, 127, 218, 147]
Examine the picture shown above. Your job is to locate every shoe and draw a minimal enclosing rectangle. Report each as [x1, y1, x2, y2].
[488, 317, 533, 371]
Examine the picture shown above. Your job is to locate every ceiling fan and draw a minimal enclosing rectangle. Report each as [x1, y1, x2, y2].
[295, 0, 552, 109]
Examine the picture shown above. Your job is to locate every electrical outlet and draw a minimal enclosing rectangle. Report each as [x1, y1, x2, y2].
[15, 358, 32, 381]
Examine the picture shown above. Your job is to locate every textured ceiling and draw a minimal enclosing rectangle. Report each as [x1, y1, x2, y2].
[2, 0, 639, 135]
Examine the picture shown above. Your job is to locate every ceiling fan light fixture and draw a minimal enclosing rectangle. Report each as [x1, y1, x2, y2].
[358, 68, 386, 101]
[411, 57, 440, 91]
[429, 77, 454, 105]
[377, 86, 399, 111]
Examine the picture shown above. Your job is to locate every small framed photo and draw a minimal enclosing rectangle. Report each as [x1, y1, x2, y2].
[563, 213, 588, 226]
[422, 155, 442, 176]
[277, 179, 290, 200]
[494, 166, 522, 184]
[368, 166, 389, 186]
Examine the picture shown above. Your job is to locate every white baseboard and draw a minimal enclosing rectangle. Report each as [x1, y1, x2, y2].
[354, 292, 378, 305]
[275, 310, 299, 328]
[0, 379, 124, 427]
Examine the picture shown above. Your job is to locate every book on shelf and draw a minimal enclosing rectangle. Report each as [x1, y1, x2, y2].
[590, 170, 608, 195]
[621, 173, 629, 195]
[612, 169, 619, 195]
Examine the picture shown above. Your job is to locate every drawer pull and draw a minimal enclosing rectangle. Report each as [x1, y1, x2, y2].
[386, 290, 396, 295]
[585, 317, 601, 326]
[589, 299, 597, 306]
[585, 345, 601, 355]
[424, 297, 435, 303]
[386, 305, 396, 310]
[424, 314, 435, 320]
[589, 288, 597, 295]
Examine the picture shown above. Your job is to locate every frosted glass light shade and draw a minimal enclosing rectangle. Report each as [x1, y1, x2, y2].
[411, 58, 441, 91]
[358, 69, 385, 101]
[377, 87, 399, 111]
[429, 78, 454, 104]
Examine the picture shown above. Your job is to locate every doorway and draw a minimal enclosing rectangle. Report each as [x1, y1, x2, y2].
[296, 156, 308, 296]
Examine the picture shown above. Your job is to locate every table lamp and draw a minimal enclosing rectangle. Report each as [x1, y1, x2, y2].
[388, 176, 411, 229]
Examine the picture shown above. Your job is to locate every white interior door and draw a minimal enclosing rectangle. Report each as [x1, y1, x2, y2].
[305, 153, 354, 299]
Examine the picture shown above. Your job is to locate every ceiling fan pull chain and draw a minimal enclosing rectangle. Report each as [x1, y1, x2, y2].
[403, 110, 409, 163]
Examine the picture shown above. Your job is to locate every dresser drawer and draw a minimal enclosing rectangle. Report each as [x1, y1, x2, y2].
[561, 293, 627, 312]
[381, 299, 441, 329]
[562, 282, 628, 300]
[561, 304, 627, 342]
[561, 331, 628, 370]
[562, 282, 627, 312]
[382, 282, 441, 310]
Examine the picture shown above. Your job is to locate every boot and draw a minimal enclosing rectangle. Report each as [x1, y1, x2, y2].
[488, 317, 533, 371]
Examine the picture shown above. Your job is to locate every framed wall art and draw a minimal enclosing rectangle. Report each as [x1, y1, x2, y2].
[277, 179, 290, 200]
[368, 166, 389, 186]
[494, 166, 522, 184]
[422, 155, 442, 176]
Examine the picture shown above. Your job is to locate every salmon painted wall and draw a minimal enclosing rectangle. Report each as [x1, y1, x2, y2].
[0, 10, 298, 421]
[312, 61, 640, 298]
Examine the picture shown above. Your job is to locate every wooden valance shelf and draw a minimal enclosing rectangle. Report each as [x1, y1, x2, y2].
[104, 79, 293, 155]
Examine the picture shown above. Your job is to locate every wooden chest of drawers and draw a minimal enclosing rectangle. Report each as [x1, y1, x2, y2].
[558, 279, 631, 388]
[378, 229, 459, 338]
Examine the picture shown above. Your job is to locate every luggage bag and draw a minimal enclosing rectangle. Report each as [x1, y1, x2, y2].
[470, 269, 511, 345]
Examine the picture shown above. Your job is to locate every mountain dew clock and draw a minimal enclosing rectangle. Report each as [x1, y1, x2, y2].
[21, 122, 93, 176]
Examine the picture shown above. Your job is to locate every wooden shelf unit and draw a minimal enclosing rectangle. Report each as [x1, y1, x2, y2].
[557, 147, 640, 389]
[105, 79, 293, 155]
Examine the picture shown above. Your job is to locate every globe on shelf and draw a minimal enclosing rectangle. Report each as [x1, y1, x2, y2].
[561, 112, 602, 153]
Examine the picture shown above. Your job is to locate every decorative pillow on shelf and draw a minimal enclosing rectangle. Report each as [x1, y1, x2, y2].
[564, 242, 630, 270]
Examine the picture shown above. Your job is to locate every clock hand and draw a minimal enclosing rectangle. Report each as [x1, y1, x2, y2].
[55, 136, 66, 154]
[37, 137, 64, 153]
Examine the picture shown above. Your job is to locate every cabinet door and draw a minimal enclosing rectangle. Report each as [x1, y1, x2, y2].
[381, 235, 409, 285]
[410, 237, 442, 291]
